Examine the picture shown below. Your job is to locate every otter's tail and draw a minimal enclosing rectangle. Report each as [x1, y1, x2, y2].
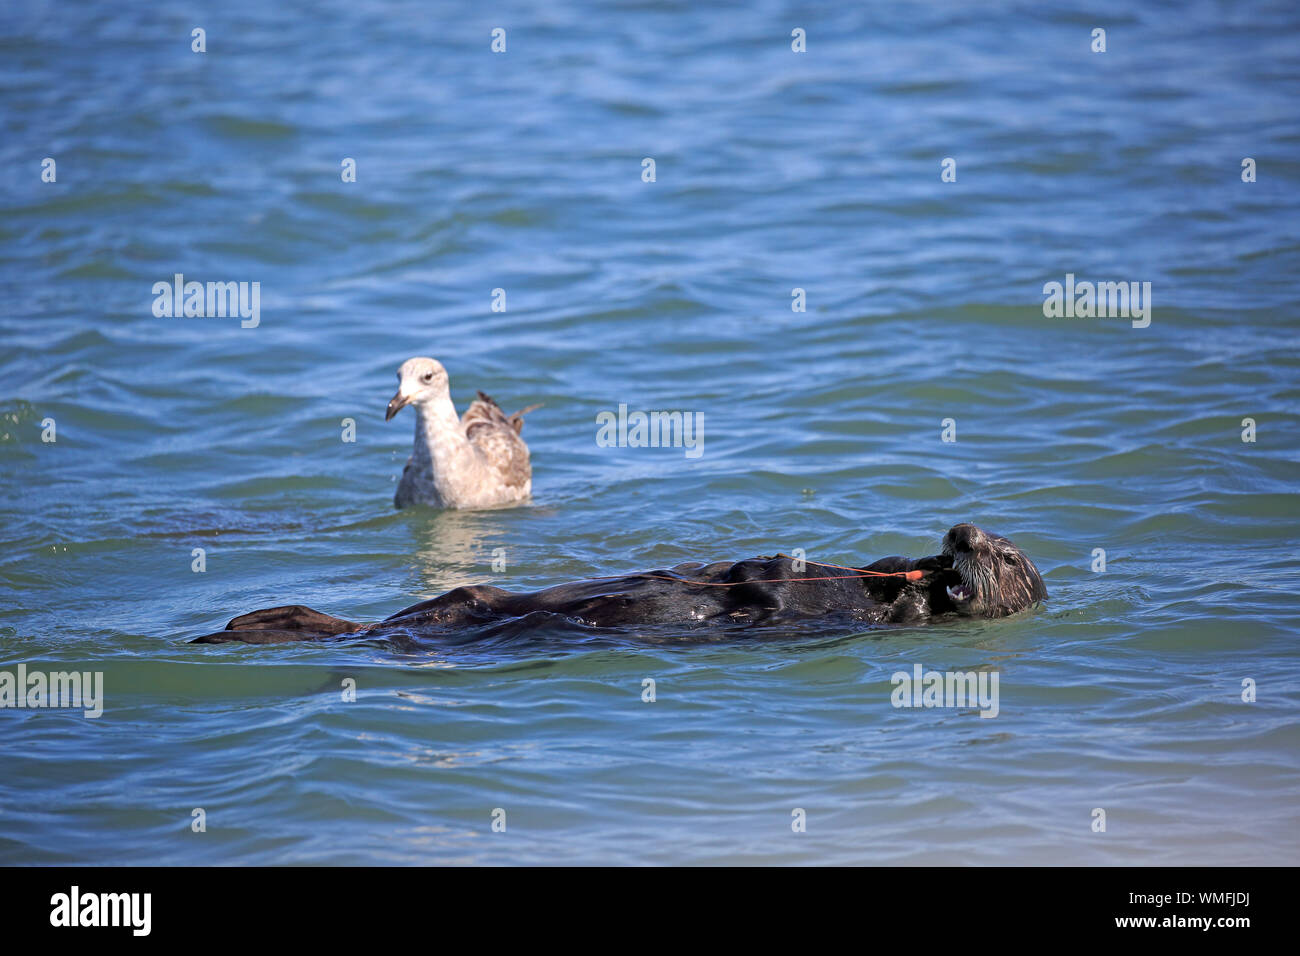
[190, 605, 362, 644]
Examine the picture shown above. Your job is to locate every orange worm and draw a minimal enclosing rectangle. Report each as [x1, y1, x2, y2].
[579, 555, 926, 588]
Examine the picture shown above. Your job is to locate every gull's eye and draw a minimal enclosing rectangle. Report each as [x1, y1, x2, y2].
[421, 372, 433, 384]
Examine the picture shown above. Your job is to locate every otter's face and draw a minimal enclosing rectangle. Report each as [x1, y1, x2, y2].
[386, 357, 451, 421]
[940, 523, 1047, 618]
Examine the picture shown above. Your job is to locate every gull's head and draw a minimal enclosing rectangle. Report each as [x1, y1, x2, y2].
[386, 357, 450, 421]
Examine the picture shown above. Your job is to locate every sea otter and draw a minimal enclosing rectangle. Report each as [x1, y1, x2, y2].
[192, 524, 1046, 645]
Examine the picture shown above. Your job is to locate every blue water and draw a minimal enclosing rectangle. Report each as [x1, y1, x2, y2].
[2, 0, 1298, 864]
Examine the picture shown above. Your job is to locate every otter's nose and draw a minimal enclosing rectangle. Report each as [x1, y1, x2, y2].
[946, 523, 980, 553]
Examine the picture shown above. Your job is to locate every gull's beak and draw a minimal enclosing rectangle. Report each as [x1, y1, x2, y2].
[386, 389, 411, 422]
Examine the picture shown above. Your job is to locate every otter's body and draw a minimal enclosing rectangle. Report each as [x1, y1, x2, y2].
[192, 524, 1046, 646]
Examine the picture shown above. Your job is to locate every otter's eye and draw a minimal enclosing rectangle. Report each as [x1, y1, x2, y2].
[421, 372, 433, 384]
[1002, 552, 1018, 565]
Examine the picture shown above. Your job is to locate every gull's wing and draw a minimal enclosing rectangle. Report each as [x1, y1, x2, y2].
[461, 391, 532, 490]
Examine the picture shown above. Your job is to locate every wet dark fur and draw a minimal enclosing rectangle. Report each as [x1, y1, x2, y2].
[191, 523, 1047, 645]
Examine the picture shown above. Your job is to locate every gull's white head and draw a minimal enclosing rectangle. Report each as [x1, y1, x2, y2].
[386, 357, 450, 421]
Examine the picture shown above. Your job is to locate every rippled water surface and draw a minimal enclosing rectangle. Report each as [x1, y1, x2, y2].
[2, 1, 1298, 865]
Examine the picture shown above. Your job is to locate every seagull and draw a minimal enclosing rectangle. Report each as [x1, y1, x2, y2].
[385, 357, 540, 510]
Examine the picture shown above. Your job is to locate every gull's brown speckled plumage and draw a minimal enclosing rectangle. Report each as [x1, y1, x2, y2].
[460, 389, 537, 493]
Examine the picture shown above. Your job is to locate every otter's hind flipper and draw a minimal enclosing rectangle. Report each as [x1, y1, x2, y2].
[191, 604, 362, 644]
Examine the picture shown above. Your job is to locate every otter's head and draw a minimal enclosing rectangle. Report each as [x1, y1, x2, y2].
[940, 523, 1047, 618]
